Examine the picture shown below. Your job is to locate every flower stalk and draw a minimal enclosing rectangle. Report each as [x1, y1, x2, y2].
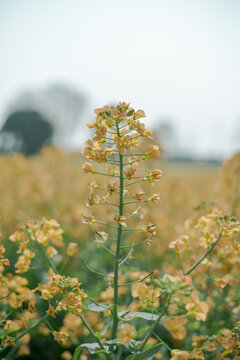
[111, 121, 124, 346]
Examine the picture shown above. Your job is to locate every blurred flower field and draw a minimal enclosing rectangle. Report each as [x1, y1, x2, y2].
[0, 104, 239, 360]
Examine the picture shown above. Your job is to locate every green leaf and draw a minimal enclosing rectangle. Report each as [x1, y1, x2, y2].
[123, 312, 158, 321]
[73, 343, 109, 360]
[126, 344, 162, 360]
[73, 345, 82, 360]
[105, 339, 121, 345]
[87, 303, 110, 312]
[137, 325, 150, 337]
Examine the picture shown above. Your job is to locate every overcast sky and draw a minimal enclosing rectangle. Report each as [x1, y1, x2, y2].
[1, 0, 240, 158]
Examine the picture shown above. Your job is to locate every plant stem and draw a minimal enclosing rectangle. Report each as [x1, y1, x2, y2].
[80, 315, 105, 350]
[0, 314, 48, 354]
[110, 122, 124, 353]
[38, 242, 58, 274]
[80, 258, 113, 278]
[153, 333, 171, 351]
[184, 229, 223, 275]
[131, 295, 172, 359]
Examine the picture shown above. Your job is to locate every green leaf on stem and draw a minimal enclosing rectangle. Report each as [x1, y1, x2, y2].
[126, 343, 162, 359]
[122, 312, 159, 321]
[87, 303, 110, 312]
[73, 342, 109, 359]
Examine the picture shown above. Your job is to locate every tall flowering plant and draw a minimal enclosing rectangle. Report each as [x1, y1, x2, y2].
[79, 103, 189, 359]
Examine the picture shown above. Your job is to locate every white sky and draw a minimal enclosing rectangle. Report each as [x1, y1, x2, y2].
[0, 0, 240, 158]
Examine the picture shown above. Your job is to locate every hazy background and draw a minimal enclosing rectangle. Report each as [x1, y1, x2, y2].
[0, 0, 240, 159]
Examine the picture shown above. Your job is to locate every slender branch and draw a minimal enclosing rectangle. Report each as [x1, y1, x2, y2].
[184, 229, 223, 275]
[123, 179, 145, 188]
[123, 158, 145, 166]
[124, 176, 146, 180]
[99, 202, 119, 207]
[0, 314, 48, 354]
[95, 234, 115, 255]
[153, 333, 172, 351]
[123, 201, 147, 205]
[107, 162, 121, 166]
[120, 235, 153, 249]
[118, 124, 128, 130]
[80, 315, 105, 350]
[37, 242, 58, 274]
[99, 202, 120, 212]
[59, 257, 70, 273]
[129, 135, 141, 141]
[122, 228, 144, 232]
[80, 258, 113, 278]
[95, 221, 118, 229]
[119, 128, 134, 135]
[5, 345, 17, 360]
[0, 292, 13, 301]
[102, 136, 116, 141]
[95, 171, 120, 178]
[119, 271, 153, 287]
[118, 245, 134, 266]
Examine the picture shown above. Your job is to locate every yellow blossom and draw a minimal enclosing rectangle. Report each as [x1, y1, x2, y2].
[53, 331, 69, 345]
[47, 304, 57, 318]
[67, 242, 78, 256]
[144, 223, 156, 236]
[147, 193, 161, 204]
[118, 323, 136, 344]
[94, 105, 110, 115]
[185, 292, 209, 321]
[114, 214, 127, 228]
[170, 349, 190, 360]
[96, 231, 109, 242]
[61, 351, 72, 360]
[134, 191, 145, 202]
[82, 162, 95, 174]
[47, 246, 58, 258]
[146, 169, 163, 183]
[1, 336, 16, 347]
[163, 316, 188, 340]
[147, 145, 160, 158]
[81, 214, 95, 224]
[124, 165, 137, 180]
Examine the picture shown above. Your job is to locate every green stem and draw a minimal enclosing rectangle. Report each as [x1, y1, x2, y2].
[119, 271, 153, 286]
[38, 243, 58, 274]
[123, 201, 147, 205]
[110, 122, 124, 353]
[184, 229, 223, 275]
[132, 295, 172, 359]
[153, 333, 171, 351]
[0, 314, 48, 354]
[95, 221, 118, 229]
[95, 171, 120, 178]
[123, 179, 145, 188]
[80, 258, 113, 278]
[5, 345, 17, 360]
[80, 315, 105, 350]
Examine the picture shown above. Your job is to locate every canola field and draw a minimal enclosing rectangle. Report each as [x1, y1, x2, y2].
[0, 103, 239, 360]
